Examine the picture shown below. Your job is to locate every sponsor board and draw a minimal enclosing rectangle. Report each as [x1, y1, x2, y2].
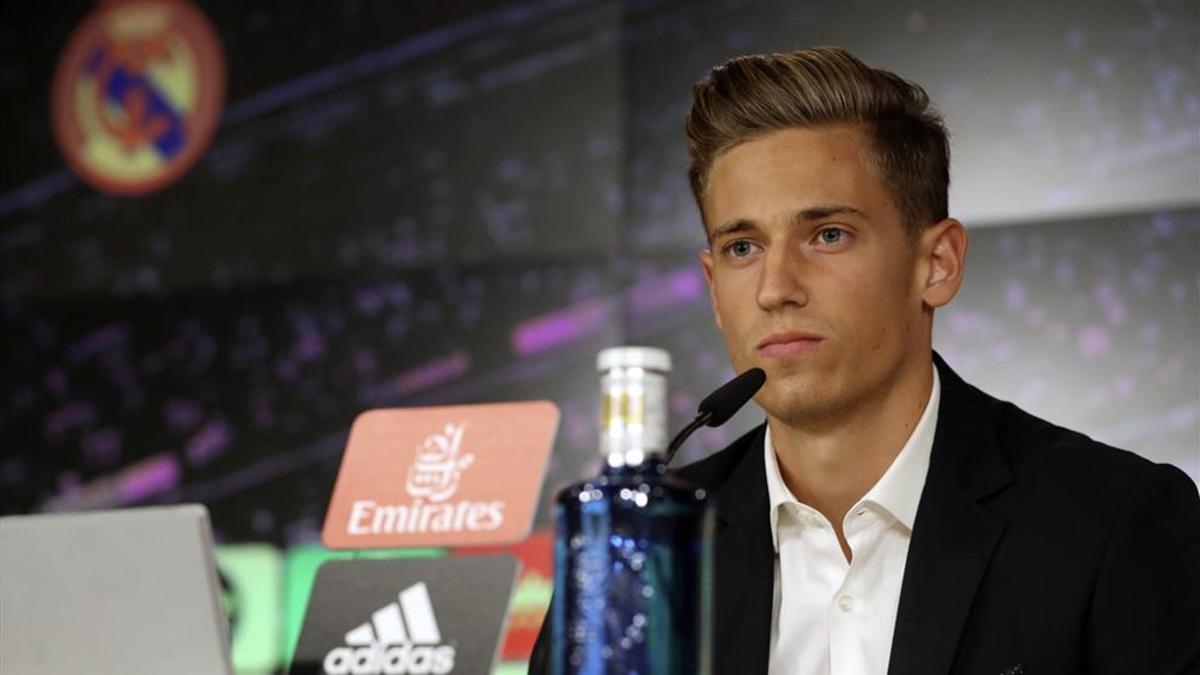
[284, 545, 443, 666]
[457, 531, 552, 662]
[322, 402, 558, 549]
[289, 556, 518, 675]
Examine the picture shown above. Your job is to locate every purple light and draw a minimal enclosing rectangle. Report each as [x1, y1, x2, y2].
[185, 420, 233, 467]
[66, 323, 130, 363]
[294, 331, 326, 362]
[628, 268, 704, 317]
[44, 402, 97, 440]
[82, 428, 123, 465]
[118, 454, 180, 503]
[164, 398, 204, 433]
[392, 351, 471, 396]
[511, 298, 613, 356]
[668, 269, 704, 299]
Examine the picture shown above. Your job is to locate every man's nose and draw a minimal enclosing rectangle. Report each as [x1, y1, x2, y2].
[756, 245, 808, 310]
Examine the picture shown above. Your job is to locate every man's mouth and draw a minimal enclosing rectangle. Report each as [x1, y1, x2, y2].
[757, 332, 824, 358]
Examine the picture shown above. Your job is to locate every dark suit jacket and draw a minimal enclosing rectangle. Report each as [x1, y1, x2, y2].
[531, 355, 1200, 674]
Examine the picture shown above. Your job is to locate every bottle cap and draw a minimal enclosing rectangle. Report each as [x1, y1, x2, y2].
[596, 346, 672, 373]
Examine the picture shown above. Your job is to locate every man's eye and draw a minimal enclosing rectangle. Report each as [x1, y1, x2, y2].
[817, 227, 847, 244]
[727, 240, 756, 257]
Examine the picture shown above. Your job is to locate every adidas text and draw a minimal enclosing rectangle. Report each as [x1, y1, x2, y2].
[323, 644, 455, 675]
[324, 582, 455, 674]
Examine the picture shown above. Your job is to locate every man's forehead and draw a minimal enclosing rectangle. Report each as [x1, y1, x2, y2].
[701, 125, 889, 230]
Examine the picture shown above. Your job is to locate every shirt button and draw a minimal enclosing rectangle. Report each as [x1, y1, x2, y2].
[838, 594, 855, 612]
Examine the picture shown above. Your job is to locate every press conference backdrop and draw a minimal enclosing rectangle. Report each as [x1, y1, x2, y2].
[1, 0, 1197, 671]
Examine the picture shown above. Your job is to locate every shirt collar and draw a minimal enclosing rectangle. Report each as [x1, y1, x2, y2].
[763, 365, 941, 552]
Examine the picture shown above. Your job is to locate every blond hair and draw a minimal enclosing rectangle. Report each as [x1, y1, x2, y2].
[686, 47, 949, 235]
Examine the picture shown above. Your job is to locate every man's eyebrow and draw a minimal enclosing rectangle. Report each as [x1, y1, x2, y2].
[707, 205, 867, 242]
[707, 219, 759, 241]
[791, 204, 869, 224]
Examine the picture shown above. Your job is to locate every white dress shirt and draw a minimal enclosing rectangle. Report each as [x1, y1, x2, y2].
[765, 367, 940, 675]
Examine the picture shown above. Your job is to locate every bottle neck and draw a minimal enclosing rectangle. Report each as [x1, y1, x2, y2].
[599, 365, 669, 466]
[604, 446, 666, 471]
[602, 453, 668, 477]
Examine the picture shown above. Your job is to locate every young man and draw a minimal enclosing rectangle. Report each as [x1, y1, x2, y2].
[532, 47, 1199, 674]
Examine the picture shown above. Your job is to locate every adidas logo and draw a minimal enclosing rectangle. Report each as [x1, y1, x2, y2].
[323, 582, 456, 675]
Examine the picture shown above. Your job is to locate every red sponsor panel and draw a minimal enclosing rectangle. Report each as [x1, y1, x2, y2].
[323, 402, 558, 549]
[458, 530, 554, 661]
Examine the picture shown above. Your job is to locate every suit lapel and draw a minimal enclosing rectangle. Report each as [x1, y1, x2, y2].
[710, 426, 774, 675]
[886, 463, 1006, 675]
[888, 355, 1013, 675]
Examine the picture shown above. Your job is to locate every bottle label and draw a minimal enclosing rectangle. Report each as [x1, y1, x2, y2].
[600, 367, 668, 458]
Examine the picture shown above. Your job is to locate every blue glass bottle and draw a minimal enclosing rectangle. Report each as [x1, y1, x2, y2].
[552, 347, 713, 675]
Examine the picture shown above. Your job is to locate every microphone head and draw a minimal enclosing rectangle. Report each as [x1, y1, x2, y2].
[698, 367, 766, 427]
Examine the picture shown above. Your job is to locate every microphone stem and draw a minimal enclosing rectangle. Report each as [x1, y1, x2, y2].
[665, 411, 713, 466]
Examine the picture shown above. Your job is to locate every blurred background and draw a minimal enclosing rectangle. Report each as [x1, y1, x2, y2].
[1, 0, 1197, 672]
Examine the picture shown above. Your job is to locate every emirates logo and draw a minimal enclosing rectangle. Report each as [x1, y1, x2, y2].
[405, 424, 474, 503]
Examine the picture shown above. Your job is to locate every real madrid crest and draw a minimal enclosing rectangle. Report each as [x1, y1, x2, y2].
[51, 0, 226, 196]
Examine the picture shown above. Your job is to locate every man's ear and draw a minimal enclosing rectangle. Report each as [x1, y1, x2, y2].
[699, 248, 724, 331]
[918, 218, 967, 309]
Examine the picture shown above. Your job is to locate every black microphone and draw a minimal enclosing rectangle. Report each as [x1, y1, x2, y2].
[665, 367, 766, 466]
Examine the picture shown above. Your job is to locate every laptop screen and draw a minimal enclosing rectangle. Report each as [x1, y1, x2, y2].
[0, 504, 234, 675]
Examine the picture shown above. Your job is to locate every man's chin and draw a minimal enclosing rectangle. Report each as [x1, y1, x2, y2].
[754, 357, 831, 387]
[733, 353, 835, 405]
[755, 376, 839, 421]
